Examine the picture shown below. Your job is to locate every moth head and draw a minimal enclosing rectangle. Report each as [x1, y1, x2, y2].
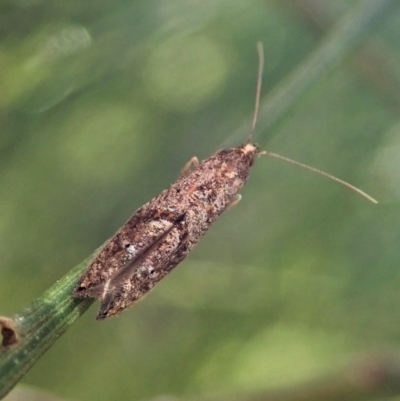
[240, 142, 264, 167]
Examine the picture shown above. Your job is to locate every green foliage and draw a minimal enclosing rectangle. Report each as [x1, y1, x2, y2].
[1, 1, 400, 400]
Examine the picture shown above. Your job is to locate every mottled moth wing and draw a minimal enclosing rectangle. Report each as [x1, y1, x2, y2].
[106, 220, 178, 288]
[74, 203, 188, 318]
[79, 219, 175, 297]
[74, 145, 259, 319]
[97, 221, 177, 315]
[96, 217, 185, 319]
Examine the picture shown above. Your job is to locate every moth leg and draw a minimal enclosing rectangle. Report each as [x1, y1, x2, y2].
[180, 157, 199, 176]
[226, 194, 242, 211]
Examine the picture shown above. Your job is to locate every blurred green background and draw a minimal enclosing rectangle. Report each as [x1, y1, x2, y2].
[1, 0, 400, 400]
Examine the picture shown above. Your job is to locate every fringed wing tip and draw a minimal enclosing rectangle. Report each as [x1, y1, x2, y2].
[95, 293, 117, 320]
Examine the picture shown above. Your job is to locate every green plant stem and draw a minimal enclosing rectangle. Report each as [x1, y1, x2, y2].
[0, 260, 93, 399]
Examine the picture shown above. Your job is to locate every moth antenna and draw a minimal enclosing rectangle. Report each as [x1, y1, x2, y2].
[264, 151, 378, 204]
[249, 43, 375, 203]
[248, 41, 264, 144]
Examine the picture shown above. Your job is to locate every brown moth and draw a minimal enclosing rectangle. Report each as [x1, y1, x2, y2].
[73, 43, 376, 320]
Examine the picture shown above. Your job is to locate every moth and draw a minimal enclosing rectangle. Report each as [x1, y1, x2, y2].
[73, 43, 376, 320]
